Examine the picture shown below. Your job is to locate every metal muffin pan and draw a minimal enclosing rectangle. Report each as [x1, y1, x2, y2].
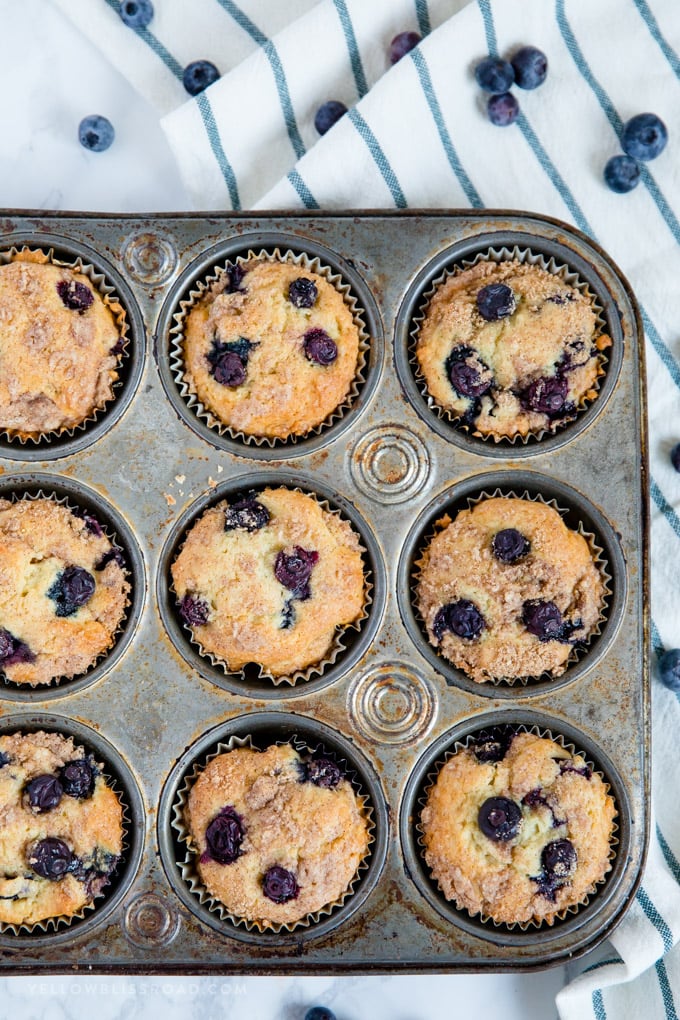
[0, 210, 648, 973]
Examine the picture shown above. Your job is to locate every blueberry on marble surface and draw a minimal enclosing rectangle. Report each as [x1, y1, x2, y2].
[487, 92, 519, 127]
[478, 796, 522, 842]
[224, 495, 270, 532]
[262, 865, 299, 903]
[389, 31, 421, 64]
[47, 566, 96, 618]
[621, 112, 668, 161]
[511, 46, 548, 89]
[183, 60, 220, 96]
[304, 328, 338, 365]
[474, 56, 515, 93]
[314, 100, 347, 136]
[433, 599, 486, 641]
[78, 115, 115, 152]
[305, 1009, 336, 1020]
[56, 280, 94, 312]
[28, 837, 76, 880]
[659, 648, 680, 692]
[178, 593, 210, 627]
[204, 807, 245, 864]
[492, 528, 530, 564]
[288, 277, 318, 309]
[670, 442, 680, 472]
[26, 774, 63, 813]
[60, 759, 96, 799]
[476, 283, 516, 321]
[119, 0, 154, 28]
[603, 154, 641, 194]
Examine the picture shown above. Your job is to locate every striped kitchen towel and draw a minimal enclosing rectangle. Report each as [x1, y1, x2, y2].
[50, 0, 680, 1017]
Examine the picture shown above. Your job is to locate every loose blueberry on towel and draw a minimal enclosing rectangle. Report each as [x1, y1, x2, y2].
[445, 346, 492, 398]
[478, 797, 522, 842]
[659, 649, 680, 692]
[621, 112, 668, 161]
[179, 593, 210, 627]
[520, 374, 569, 416]
[119, 0, 154, 28]
[274, 547, 319, 600]
[603, 154, 641, 194]
[389, 31, 421, 65]
[305, 758, 342, 789]
[305, 1009, 336, 1020]
[183, 60, 220, 96]
[670, 442, 680, 472]
[56, 280, 94, 312]
[522, 600, 565, 642]
[78, 115, 115, 152]
[224, 495, 270, 532]
[487, 92, 519, 127]
[511, 46, 548, 89]
[28, 837, 76, 880]
[472, 726, 516, 763]
[474, 56, 515, 93]
[0, 628, 35, 668]
[314, 100, 347, 136]
[476, 283, 515, 321]
[288, 277, 318, 308]
[60, 759, 96, 799]
[492, 528, 530, 564]
[26, 775, 63, 813]
[262, 865, 300, 903]
[47, 566, 96, 618]
[205, 807, 245, 864]
[432, 600, 486, 641]
[304, 328, 338, 365]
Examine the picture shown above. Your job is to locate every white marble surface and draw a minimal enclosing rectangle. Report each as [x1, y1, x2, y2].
[0, 1, 573, 1016]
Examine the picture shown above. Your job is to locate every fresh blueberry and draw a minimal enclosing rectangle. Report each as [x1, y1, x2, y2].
[262, 865, 300, 903]
[27, 837, 75, 880]
[26, 774, 63, 813]
[476, 283, 516, 321]
[445, 346, 492, 398]
[207, 337, 256, 388]
[492, 528, 530, 564]
[305, 758, 342, 789]
[224, 496, 270, 532]
[522, 599, 564, 642]
[511, 46, 548, 89]
[389, 31, 421, 65]
[78, 115, 115, 152]
[47, 566, 96, 618]
[56, 280, 94, 313]
[472, 726, 516, 763]
[304, 1009, 336, 1020]
[274, 547, 319, 600]
[204, 807, 245, 864]
[520, 374, 569, 416]
[487, 92, 520, 127]
[178, 593, 210, 627]
[603, 154, 641, 194]
[478, 796, 522, 842]
[671, 443, 680, 472]
[621, 113, 668, 161]
[659, 649, 680, 692]
[288, 277, 318, 309]
[183, 60, 220, 96]
[542, 838, 577, 879]
[474, 56, 515, 93]
[304, 328, 338, 365]
[59, 759, 96, 799]
[432, 599, 486, 641]
[118, 0, 154, 28]
[314, 100, 347, 136]
[0, 628, 35, 668]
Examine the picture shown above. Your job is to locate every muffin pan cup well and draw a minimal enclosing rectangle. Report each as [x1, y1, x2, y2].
[0, 210, 647, 974]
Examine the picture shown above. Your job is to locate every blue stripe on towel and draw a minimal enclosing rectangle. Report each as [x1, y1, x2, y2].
[287, 169, 320, 209]
[104, 0, 184, 78]
[332, 0, 368, 98]
[415, 0, 432, 36]
[637, 886, 674, 952]
[656, 958, 680, 1020]
[632, 0, 680, 79]
[195, 93, 241, 209]
[347, 108, 408, 208]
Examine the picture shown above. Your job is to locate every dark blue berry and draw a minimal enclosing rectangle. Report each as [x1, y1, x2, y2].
[520, 374, 569, 416]
[280, 599, 296, 630]
[47, 566, 96, 618]
[26, 775, 63, 813]
[274, 547, 319, 600]
[389, 31, 421, 65]
[304, 328, 338, 365]
[179, 593, 210, 626]
[70, 506, 103, 536]
[475, 56, 515, 93]
[183, 60, 220, 96]
[305, 758, 342, 789]
[472, 726, 516, 763]
[0, 628, 35, 668]
[305, 1009, 336, 1020]
[542, 838, 577, 880]
[224, 496, 270, 532]
[558, 759, 592, 780]
[476, 283, 516, 321]
[0, 752, 10, 767]
[433, 599, 486, 641]
[522, 787, 550, 810]
[207, 337, 256, 387]
[60, 759, 95, 799]
[671, 443, 680, 472]
[57, 280, 94, 312]
[262, 865, 299, 903]
[522, 600, 564, 642]
[78, 115, 115, 152]
[445, 346, 492, 398]
[603, 154, 641, 194]
[288, 278, 318, 308]
[95, 547, 126, 571]
[119, 0, 154, 28]
[492, 528, 530, 564]
[621, 113, 668, 161]
[28, 837, 75, 880]
[478, 797, 522, 842]
[659, 648, 680, 692]
[314, 101, 347, 136]
[487, 92, 519, 127]
[205, 807, 245, 864]
[511, 46, 548, 89]
[224, 263, 246, 293]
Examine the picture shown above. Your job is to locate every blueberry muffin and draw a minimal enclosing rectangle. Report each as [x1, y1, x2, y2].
[421, 728, 616, 925]
[0, 731, 123, 927]
[0, 254, 122, 438]
[171, 487, 365, 678]
[185, 743, 370, 926]
[0, 498, 130, 686]
[415, 496, 604, 683]
[181, 258, 361, 439]
[415, 259, 611, 440]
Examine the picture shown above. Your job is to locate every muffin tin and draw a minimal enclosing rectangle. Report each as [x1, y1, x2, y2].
[0, 210, 648, 972]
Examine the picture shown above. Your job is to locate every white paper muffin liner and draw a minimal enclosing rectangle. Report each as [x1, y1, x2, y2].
[170, 486, 372, 687]
[172, 732, 375, 933]
[0, 489, 132, 690]
[0, 246, 130, 446]
[169, 247, 371, 447]
[409, 245, 611, 445]
[412, 487, 612, 686]
[417, 723, 619, 929]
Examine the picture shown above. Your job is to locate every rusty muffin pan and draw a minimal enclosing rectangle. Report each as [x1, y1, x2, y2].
[0, 210, 648, 973]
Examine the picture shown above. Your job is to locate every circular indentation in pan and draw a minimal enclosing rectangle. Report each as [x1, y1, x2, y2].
[158, 712, 388, 945]
[350, 425, 431, 503]
[394, 231, 624, 457]
[348, 662, 437, 744]
[157, 471, 386, 699]
[124, 892, 181, 948]
[0, 712, 145, 946]
[396, 470, 625, 697]
[155, 232, 383, 459]
[0, 473, 145, 701]
[123, 230, 179, 286]
[0, 232, 145, 461]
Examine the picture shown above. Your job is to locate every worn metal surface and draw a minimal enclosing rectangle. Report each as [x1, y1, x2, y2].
[0, 210, 649, 973]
